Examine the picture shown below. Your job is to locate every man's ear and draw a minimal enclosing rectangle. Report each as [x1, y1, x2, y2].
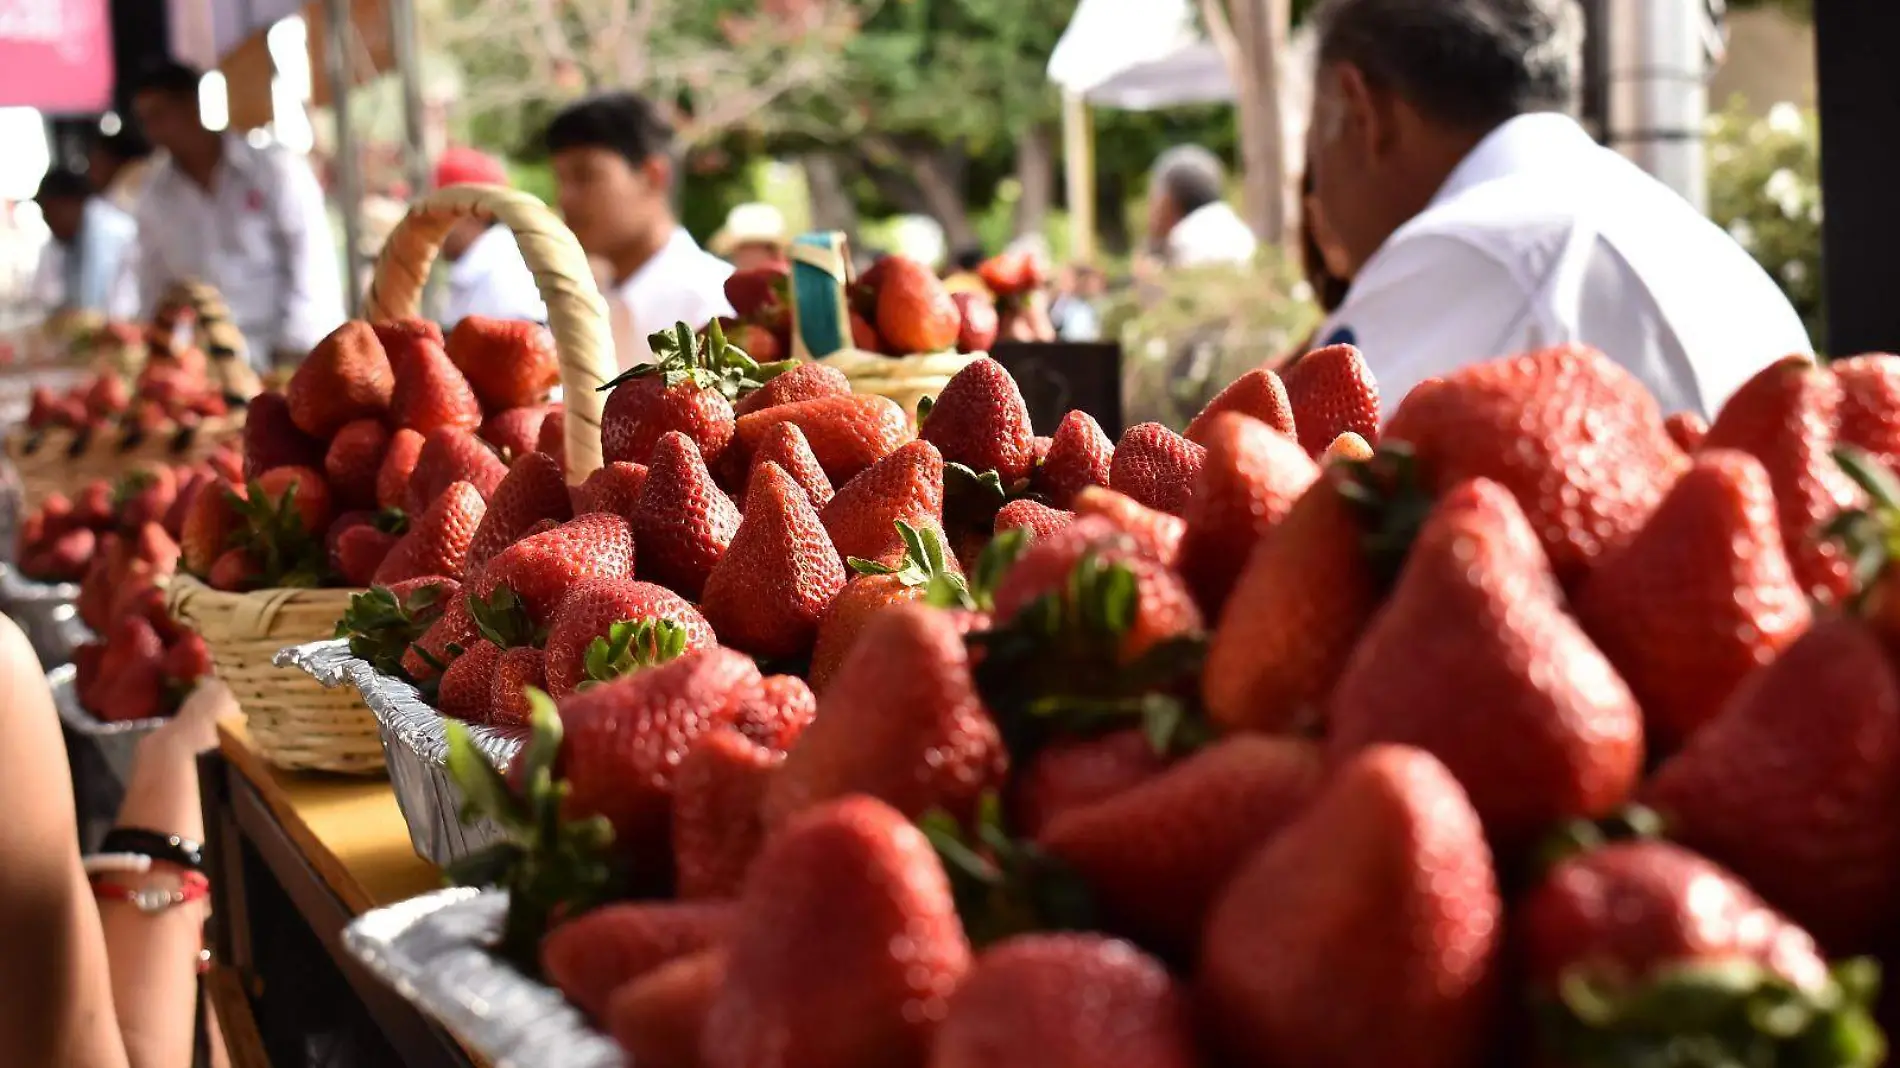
[1333, 63, 1397, 161]
[640, 154, 673, 196]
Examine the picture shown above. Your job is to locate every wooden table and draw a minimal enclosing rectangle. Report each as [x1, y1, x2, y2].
[201, 718, 478, 1068]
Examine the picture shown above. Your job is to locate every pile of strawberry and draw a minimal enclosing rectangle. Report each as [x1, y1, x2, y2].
[411, 342, 1900, 1068]
[176, 315, 560, 592]
[724, 252, 1000, 361]
[21, 336, 232, 446]
[974, 248, 1053, 344]
[14, 453, 239, 583]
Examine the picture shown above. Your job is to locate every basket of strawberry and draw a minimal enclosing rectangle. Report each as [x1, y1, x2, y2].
[322, 342, 1900, 1068]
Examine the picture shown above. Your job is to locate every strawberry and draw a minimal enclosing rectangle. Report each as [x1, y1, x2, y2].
[180, 480, 245, 577]
[537, 404, 567, 471]
[993, 498, 1073, 542]
[723, 264, 790, 324]
[401, 594, 479, 682]
[1029, 434, 1053, 468]
[389, 337, 482, 436]
[82, 371, 130, 418]
[543, 578, 715, 696]
[252, 465, 332, 535]
[323, 418, 389, 510]
[732, 674, 816, 750]
[809, 521, 964, 691]
[1199, 745, 1500, 1068]
[445, 316, 559, 411]
[25, 526, 95, 582]
[475, 513, 637, 626]
[161, 631, 213, 686]
[975, 249, 1046, 297]
[335, 524, 399, 585]
[1041, 735, 1323, 960]
[764, 603, 1005, 828]
[1576, 450, 1811, 753]
[377, 427, 426, 511]
[953, 291, 1000, 353]
[820, 439, 944, 563]
[734, 394, 911, 485]
[371, 317, 443, 352]
[479, 405, 551, 460]
[849, 310, 883, 353]
[1517, 838, 1874, 1066]
[918, 357, 1035, 484]
[852, 257, 893, 318]
[1069, 487, 1183, 566]
[73, 479, 114, 527]
[1701, 356, 1865, 604]
[1319, 430, 1374, 463]
[931, 934, 1199, 1068]
[286, 321, 394, 437]
[405, 428, 506, 515]
[1108, 423, 1205, 516]
[874, 255, 960, 354]
[1384, 344, 1686, 588]
[704, 796, 972, 1068]
[208, 547, 263, 591]
[990, 517, 1204, 664]
[745, 422, 832, 508]
[541, 901, 733, 1022]
[631, 433, 741, 600]
[336, 578, 459, 677]
[606, 950, 726, 1068]
[1664, 410, 1708, 453]
[1329, 479, 1643, 850]
[112, 464, 178, 532]
[732, 360, 850, 416]
[701, 462, 847, 659]
[559, 646, 762, 863]
[92, 616, 168, 721]
[1835, 353, 1900, 478]
[673, 728, 783, 899]
[1177, 412, 1321, 614]
[1186, 367, 1297, 445]
[1643, 617, 1900, 954]
[438, 638, 502, 722]
[374, 481, 485, 584]
[1012, 729, 1168, 837]
[1032, 411, 1113, 509]
[1279, 342, 1381, 457]
[600, 322, 771, 468]
[209, 446, 244, 485]
[570, 461, 649, 521]
[466, 452, 572, 571]
[489, 646, 546, 727]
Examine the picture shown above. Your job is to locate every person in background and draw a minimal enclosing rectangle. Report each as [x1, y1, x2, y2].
[89, 129, 153, 215]
[1281, 168, 1357, 365]
[31, 168, 139, 319]
[130, 60, 344, 372]
[709, 202, 790, 273]
[433, 146, 547, 328]
[1050, 263, 1106, 342]
[1147, 145, 1258, 269]
[544, 92, 733, 369]
[1304, 0, 1807, 418]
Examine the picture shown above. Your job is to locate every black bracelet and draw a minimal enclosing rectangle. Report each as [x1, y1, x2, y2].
[99, 828, 203, 873]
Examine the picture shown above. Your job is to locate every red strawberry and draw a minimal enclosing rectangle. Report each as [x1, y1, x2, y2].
[541, 901, 733, 1022]
[371, 317, 443, 352]
[975, 249, 1046, 297]
[324, 418, 389, 510]
[919, 357, 1035, 484]
[113, 464, 178, 532]
[1033, 410, 1114, 508]
[732, 361, 850, 416]
[723, 264, 790, 325]
[1836, 353, 1900, 478]
[875, 255, 961, 355]
[1575, 450, 1811, 753]
[479, 405, 551, 459]
[1069, 487, 1183, 566]
[991, 517, 1204, 663]
[820, 439, 944, 563]
[1664, 410, 1708, 453]
[1643, 617, 1900, 953]
[849, 310, 883, 353]
[446, 316, 559, 411]
[1108, 423, 1206, 516]
[701, 463, 847, 658]
[208, 547, 263, 591]
[732, 674, 816, 750]
[1029, 435, 1053, 468]
[543, 577, 716, 696]
[26, 526, 95, 582]
[1329, 479, 1643, 850]
[931, 934, 1199, 1068]
[1199, 745, 1500, 1068]
[1186, 368, 1297, 445]
[438, 638, 502, 722]
[475, 513, 637, 625]
[673, 728, 783, 899]
[993, 498, 1073, 541]
[92, 616, 168, 721]
[1041, 736, 1323, 960]
[599, 324, 749, 468]
[73, 479, 114, 527]
[1280, 343, 1381, 457]
[180, 480, 245, 577]
[402, 594, 478, 682]
[466, 452, 572, 571]
[1012, 729, 1169, 838]
[336, 524, 399, 585]
[389, 338, 482, 436]
[746, 422, 832, 509]
[559, 646, 762, 863]
[160, 631, 213, 685]
[1384, 344, 1687, 588]
[1177, 412, 1321, 614]
[1701, 356, 1865, 605]
[374, 481, 485, 584]
[808, 522, 962, 692]
[488, 646, 546, 727]
[286, 322, 394, 437]
[631, 433, 741, 600]
[253, 465, 332, 535]
[952, 291, 1000, 353]
[537, 404, 567, 471]
[764, 603, 1005, 828]
[571, 461, 649, 521]
[733, 394, 911, 485]
[607, 950, 726, 1067]
[704, 796, 971, 1068]
[405, 428, 507, 515]
[377, 428, 426, 511]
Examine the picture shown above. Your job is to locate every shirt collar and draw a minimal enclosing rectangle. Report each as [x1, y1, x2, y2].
[1430, 112, 1596, 208]
[618, 227, 704, 295]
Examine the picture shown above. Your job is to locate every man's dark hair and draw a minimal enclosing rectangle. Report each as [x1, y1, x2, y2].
[544, 92, 675, 169]
[94, 128, 152, 162]
[952, 246, 984, 272]
[1312, 0, 1581, 131]
[1152, 145, 1226, 216]
[132, 59, 205, 100]
[35, 168, 92, 204]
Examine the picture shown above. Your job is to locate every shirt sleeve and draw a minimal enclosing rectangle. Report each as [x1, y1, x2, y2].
[1320, 234, 1537, 418]
[270, 152, 346, 356]
[133, 193, 169, 320]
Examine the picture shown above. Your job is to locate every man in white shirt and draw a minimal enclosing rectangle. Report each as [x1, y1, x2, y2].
[1304, 0, 1809, 419]
[432, 146, 546, 328]
[544, 93, 732, 370]
[130, 61, 345, 370]
[31, 168, 139, 319]
[1147, 145, 1258, 269]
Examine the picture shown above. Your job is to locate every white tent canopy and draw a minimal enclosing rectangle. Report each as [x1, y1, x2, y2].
[168, 0, 307, 70]
[1047, 0, 1235, 110]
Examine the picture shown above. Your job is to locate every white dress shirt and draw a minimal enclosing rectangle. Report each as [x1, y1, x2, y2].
[32, 199, 140, 319]
[609, 227, 735, 370]
[444, 224, 547, 329]
[1167, 201, 1258, 268]
[135, 133, 345, 367]
[1315, 113, 1811, 419]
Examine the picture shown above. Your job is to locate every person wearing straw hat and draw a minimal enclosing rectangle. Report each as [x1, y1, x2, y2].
[710, 202, 791, 273]
[433, 147, 548, 329]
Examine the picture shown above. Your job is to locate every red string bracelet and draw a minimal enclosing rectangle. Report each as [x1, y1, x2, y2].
[90, 870, 211, 914]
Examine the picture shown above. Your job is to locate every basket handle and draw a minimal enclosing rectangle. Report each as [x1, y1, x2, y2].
[154, 279, 262, 401]
[362, 184, 616, 485]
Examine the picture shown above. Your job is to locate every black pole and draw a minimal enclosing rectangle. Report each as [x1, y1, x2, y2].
[110, 0, 171, 120]
[1815, 0, 1900, 355]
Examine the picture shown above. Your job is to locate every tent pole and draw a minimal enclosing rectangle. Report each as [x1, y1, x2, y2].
[1062, 91, 1096, 264]
[388, 0, 429, 199]
[323, 0, 363, 317]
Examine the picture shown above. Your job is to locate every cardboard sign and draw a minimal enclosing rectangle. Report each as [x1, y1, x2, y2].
[0, 0, 114, 114]
[990, 341, 1124, 439]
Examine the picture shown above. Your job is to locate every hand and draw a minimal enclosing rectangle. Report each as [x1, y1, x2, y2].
[148, 678, 235, 758]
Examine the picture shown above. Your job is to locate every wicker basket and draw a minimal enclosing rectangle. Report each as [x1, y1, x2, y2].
[821, 347, 982, 421]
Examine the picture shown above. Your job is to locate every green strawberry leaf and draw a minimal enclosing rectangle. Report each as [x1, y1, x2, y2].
[578, 617, 691, 689]
[918, 793, 1097, 948]
[916, 394, 936, 424]
[943, 461, 1010, 531]
[958, 527, 1030, 612]
[469, 586, 539, 650]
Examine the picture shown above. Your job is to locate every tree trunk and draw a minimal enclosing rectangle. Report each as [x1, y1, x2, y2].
[1201, 0, 1294, 245]
[1013, 124, 1055, 240]
[905, 145, 980, 254]
[1096, 170, 1132, 255]
[801, 152, 859, 245]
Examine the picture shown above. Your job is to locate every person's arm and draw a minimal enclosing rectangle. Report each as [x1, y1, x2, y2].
[133, 195, 168, 322]
[0, 616, 129, 1068]
[271, 151, 346, 360]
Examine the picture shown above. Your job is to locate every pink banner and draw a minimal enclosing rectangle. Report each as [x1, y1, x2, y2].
[0, 0, 114, 114]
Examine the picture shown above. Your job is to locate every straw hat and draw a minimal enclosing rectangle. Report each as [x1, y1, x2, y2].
[710, 203, 789, 258]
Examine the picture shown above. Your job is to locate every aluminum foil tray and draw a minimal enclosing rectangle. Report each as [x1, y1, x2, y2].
[342, 888, 624, 1068]
[49, 661, 166, 784]
[0, 563, 84, 667]
[276, 640, 522, 867]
